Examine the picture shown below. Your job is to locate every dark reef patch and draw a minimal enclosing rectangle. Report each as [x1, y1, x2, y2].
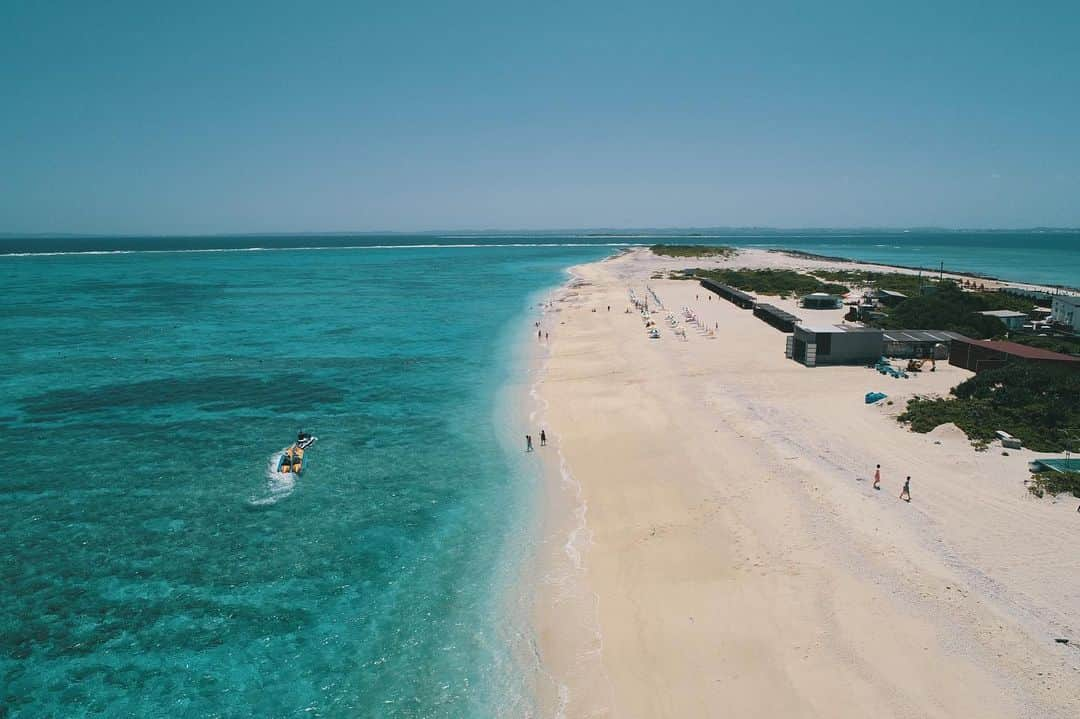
[19, 374, 344, 421]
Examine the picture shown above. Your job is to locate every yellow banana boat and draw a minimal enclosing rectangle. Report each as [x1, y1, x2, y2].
[277, 432, 316, 475]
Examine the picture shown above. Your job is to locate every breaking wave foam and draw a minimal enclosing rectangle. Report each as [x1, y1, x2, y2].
[248, 449, 296, 507]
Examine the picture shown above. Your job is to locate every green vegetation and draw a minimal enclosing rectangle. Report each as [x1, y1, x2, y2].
[1009, 334, 1080, 357]
[811, 272, 1042, 339]
[872, 283, 1009, 338]
[650, 244, 737, 259]
[809, 269, 937, 297]
[690, 268, 848, 299]
[810, 271, 1037, 314]
[977, 291, 1042, 314]
[1028, 471, 1080, 499]
[898, 362, 1080, 453]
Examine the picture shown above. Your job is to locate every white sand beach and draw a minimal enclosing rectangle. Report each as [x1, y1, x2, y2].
[529, 248, 1080, 718]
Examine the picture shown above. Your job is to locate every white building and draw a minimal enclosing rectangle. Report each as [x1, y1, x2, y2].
[977, 309, 1028, 331]
[1051, 295, 1080, 332]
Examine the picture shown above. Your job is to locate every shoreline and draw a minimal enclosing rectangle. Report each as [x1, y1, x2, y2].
[493, 265, 615, 718]
[528, 247, 1080, 718]
[525, 265, 616, 719]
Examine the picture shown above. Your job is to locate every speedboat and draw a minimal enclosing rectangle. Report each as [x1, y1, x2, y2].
[277, 431, 316, 475]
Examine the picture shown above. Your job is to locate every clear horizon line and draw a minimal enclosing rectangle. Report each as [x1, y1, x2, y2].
[3, 225, 1079, 239]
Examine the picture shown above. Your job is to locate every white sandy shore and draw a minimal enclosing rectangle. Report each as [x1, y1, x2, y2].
[527, 247, 1080, 718]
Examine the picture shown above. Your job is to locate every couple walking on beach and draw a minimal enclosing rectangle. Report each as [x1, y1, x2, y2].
[873, 464, 912, 502]
[525, 429, 547, 452]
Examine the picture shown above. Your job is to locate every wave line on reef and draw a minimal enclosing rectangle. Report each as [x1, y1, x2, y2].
[1, 242, 644, 258]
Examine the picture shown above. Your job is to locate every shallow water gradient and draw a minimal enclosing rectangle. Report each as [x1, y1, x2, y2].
[0, 245, 608, 717]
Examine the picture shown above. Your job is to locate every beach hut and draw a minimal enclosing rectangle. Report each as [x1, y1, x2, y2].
[799, 292, 843, 310]
[977, 310, 1028, 331]
[871, 289, 908, 307]
[699, 278, 756, 309]
[948, 337, 1080, 373]
[753, 303, 800, 332]
[787, 324, 884, 367]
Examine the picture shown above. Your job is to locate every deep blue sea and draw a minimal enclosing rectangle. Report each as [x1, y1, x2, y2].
[1, 230, 1077, 717]
[0, 244, 611, 717]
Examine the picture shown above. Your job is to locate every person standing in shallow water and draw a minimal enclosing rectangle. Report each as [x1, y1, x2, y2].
[540, 429, 546, 446]
[900, 476, 911, 502]
[525, 435, 533, 452]
[873, 464, 881, 490]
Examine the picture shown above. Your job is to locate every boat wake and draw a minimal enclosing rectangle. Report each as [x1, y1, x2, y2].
[247, 448, 297, 507]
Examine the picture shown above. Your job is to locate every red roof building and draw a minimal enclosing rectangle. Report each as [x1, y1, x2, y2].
[948, 337, 1080, 373]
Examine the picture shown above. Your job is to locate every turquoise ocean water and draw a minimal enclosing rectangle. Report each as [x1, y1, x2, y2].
[5, 230, 1077, 287]
[0, 244, 610, 717]
[711, 231, 1080, 288]
[2, 231, 1076, 717]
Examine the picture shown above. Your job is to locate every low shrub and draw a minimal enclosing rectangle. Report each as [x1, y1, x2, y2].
[650, 244, 737, 258]
[1009, 334, 1080, 357]
[691, 268, 849, 298]
[898, 363, 1080, 453]
[1028, 471, 1080, 499]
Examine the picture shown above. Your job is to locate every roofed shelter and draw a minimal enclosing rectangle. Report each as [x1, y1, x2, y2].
[882, 329, 966, 359]
[977, 310, 1028, 331]
[700, 278, 756, 309]
[872, 289, 908, 307]
[799, 292, 843, 310]
[788, 324, 884, 367]
[753, 304, 800, 332]
[948, 337, 1080, 373]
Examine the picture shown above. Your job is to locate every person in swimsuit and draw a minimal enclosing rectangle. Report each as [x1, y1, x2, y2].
[873, 465, 881, 490]
[540, 429, 547, 446]
[900, 476, 911, 502]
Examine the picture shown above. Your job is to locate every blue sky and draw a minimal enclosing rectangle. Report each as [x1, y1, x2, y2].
[2, 1, 1078, 233]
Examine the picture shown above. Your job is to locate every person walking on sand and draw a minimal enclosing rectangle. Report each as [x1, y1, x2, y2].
[873, 464, 881, 491]
[526, 435, 533, 452]
[540, 429, 547, 446]
[900, 476, 911, 502]
[537, 329, 542, 340]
